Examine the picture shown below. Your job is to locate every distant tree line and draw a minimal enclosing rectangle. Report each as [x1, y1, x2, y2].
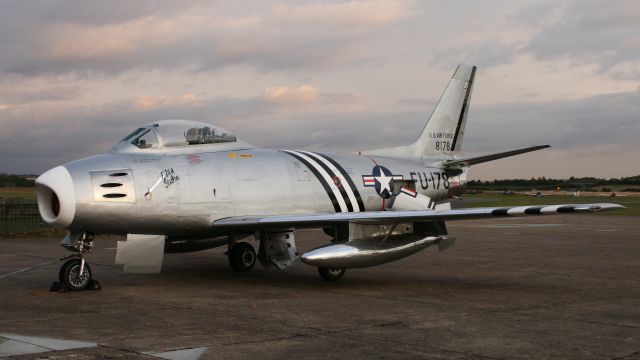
[0, 174, 36, 187]
[467, 175, 640, 192]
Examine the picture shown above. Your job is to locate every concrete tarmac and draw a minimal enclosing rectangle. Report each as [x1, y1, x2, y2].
[0, 215, 639, 359]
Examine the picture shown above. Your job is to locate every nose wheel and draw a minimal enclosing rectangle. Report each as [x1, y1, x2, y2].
[228, 242, 256, 272]
[59, 258, 93, 291]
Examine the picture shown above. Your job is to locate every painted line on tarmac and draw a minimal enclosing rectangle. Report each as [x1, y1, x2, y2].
[0, 259, 59, 280]
[479, 223, 564, 228]
[0, 333, 96, 357]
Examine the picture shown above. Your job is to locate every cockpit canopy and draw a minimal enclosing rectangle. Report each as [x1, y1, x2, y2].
[112, 120, 246, 153]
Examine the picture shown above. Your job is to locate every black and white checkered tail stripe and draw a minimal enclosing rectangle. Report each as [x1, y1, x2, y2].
[281, 150, 363, 213]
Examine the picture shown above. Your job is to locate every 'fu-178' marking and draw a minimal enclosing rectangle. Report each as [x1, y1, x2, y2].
[409, 171, 450, 190]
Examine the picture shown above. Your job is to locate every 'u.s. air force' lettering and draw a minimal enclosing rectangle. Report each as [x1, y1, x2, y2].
[280, 150, 365, 213]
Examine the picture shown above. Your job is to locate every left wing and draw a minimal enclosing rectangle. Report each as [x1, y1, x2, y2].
[212, 203, 623, 230]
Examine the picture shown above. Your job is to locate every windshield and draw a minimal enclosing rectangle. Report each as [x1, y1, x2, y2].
[121, 128, 145, 142]
[119, 127, 160, 149]
[116, 120, 238, 150]
[130, 128, 159, 149]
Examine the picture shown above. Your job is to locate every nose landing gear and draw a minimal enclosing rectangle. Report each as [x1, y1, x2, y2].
[53, 232, 101, 292]
[59, 258, 93, 291]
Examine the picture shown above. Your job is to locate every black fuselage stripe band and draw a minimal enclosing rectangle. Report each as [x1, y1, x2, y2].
[281, 150, 342, 213]
[316, 153, 366, 212]
[301, 152, 354, 212]
[294, 150, 351, 212]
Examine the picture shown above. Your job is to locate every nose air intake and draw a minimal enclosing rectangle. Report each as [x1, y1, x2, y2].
[36, 166, 76, 228]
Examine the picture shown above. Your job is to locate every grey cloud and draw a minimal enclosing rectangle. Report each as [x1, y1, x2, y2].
[263, 90, 640, 156]
[431, 42, 517, 69]
[0, 85, 79, 104]
[1, 88, 638, 176]
[239, 110, 425, 153]
[396, 98, 436, 108]
[431, 0, 640, 78]
[512, 1, 557, 27]
[247, 89, 640, 171]
[0, 1, 208, 75]
[0, 1, 412, 77]
[523, 0, 640, 77]
[1, 1, 204, 26]
[464, 90, 640, 153]
[0, 89, 350, 173]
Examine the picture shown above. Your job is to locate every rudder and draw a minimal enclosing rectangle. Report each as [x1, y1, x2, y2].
[411, 65, 476, 156]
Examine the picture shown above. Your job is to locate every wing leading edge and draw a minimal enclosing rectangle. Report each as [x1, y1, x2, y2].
[212, 203, 623, 230]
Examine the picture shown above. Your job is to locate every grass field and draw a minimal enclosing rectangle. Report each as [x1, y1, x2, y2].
[0, 187, 37, 199]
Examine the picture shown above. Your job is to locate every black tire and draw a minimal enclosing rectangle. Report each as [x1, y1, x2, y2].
[318, 267, 345, 281]
[59, 259, 92, 291]
[228, 242, 256, 272]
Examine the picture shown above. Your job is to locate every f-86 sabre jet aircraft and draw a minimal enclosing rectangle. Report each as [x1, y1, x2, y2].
[36, 65, 622, 290]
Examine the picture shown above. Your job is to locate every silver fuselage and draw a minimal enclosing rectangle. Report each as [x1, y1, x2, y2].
[48, 147, 465, 236]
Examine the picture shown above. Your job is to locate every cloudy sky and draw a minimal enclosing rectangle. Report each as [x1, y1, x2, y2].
[0, 0, 638, 180]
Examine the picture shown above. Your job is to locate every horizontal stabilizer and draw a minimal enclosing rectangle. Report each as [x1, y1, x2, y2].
[443, 144, 550, 168]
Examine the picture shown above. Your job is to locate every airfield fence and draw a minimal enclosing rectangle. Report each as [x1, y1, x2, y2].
[0, 198, 44, 235]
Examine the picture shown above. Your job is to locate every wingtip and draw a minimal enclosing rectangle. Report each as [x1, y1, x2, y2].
[603, 203, 625, 209]
[585, 203, 625, 211]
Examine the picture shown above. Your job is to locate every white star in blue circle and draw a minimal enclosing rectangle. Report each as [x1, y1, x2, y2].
[372, 165, 394, 199]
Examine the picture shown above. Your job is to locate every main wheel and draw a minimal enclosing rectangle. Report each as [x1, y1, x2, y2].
[59, 259, 92, 291]
[228, 242, 256, 272]
[318, 267, 345, 281]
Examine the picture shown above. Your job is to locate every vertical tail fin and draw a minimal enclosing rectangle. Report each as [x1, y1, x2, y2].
[411, 64, 476, 156]
[362, 64, 476, 159]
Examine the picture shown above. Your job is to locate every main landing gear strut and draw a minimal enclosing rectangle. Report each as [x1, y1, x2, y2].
[226, 233, 347, 281]
[54, 232, 100, 291]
